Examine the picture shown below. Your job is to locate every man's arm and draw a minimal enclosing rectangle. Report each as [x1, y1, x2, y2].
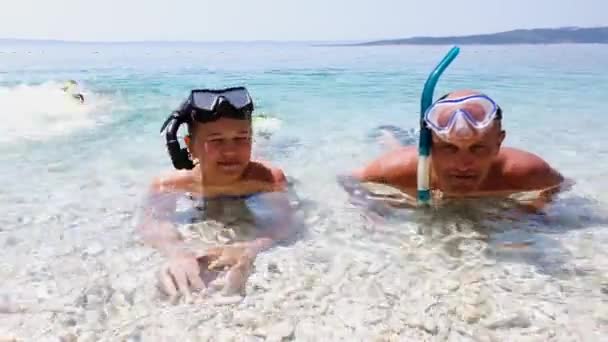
[338, 147, 419, 213]
[505, 150, 569, 211]
[351, 147, 418, 186]
[343, 148, 418, 193]
[505, 150, 564, 190]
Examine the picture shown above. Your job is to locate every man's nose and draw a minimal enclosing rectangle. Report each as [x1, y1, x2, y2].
[451, 111, 476, 140]
[454, 151, 476, 171]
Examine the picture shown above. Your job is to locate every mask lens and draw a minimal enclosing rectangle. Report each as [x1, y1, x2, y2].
[191, 92, 219, 111]
[221, 88, 251, 108]
[459, 97, 495, 125]
[191, 88, 251, 111]
[426, 105, 454, 128]
[425, 95, 497, 130]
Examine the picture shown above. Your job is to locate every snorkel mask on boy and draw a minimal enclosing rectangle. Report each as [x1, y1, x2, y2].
[160, 87, 254, 170]
[423, 93, 502, 142]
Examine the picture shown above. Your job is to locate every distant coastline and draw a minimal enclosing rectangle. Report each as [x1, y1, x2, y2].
[350, 26, 608, 46]
[2, 26, 608, 46]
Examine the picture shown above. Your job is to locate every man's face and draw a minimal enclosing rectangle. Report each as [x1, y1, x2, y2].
[186, 118, 253, 182]
[431, 122, 505, 194]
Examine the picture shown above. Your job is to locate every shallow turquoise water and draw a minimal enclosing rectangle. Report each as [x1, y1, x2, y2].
[2, 43, 608, 224]
[1, 42, 608, 340]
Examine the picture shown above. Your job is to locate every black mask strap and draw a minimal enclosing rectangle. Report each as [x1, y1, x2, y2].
[161, 111, 195, 170]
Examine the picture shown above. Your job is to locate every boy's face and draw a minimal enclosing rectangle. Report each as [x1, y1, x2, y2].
[186, 118, 253, 182]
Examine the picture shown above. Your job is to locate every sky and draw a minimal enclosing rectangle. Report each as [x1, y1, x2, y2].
[1, 0, 607, 42]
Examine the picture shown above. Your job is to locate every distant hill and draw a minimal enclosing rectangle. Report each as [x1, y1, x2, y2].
[3, 27, 608, 46]
[0, 38, 70, 44]
[354, 26, 608, 46]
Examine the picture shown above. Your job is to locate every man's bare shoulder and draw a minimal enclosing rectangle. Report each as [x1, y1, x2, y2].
[353, 146, 418, 187]
[499, 147, 565, 190]
[499, 147, 557, 175]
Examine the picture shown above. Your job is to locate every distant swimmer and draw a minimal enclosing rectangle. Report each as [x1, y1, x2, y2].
[71, 93, 85, 103]
[252, 113, 282, 139]
[61, 80, 85, 103]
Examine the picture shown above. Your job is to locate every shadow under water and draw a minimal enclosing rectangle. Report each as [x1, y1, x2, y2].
[349, 184, 608, 280]
[162, 179, 312, 249]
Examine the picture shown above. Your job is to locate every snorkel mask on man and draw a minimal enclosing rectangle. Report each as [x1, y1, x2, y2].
[422, 91, 505, 194]
[160, 87, 254, 170]
[424, 93, 503, 142]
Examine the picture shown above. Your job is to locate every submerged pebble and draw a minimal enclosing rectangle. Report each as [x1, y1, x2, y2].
[233, 311, 258, 328]
[211, 295, 244, 306]
[59, 333, 77, 342]
[84, 242, 104, 256]
[594, 306, 608, 324]
[4, 236, 18, 247]
[266, 320, 295, 341]
[472, 327, 498, 342]
[294, 318, 319, 340]
[0, 294, 22, 314]
[485, 312, 531, 330]
[364, 307, 388, 325]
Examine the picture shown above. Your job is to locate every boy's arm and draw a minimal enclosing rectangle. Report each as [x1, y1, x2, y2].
[242, 167, 294, 253]
[137, 171, 209, 299]
[199, 167, 296, 287]
[136, 171, 194, 256]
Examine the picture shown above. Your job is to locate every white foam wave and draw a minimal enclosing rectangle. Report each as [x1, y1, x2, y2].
[253, 115, 283, 136]
[0, 81, 116, 143]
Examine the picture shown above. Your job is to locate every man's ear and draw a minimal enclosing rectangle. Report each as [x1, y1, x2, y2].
[498, 130, 506, 147]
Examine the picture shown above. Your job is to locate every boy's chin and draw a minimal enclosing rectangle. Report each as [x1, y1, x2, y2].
[217, 164, 244, 174]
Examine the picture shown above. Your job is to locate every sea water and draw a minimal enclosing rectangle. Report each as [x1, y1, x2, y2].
[1, 42, 608, 341]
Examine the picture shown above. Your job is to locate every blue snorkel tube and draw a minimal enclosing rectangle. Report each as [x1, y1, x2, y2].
[417, 46, 460, 206]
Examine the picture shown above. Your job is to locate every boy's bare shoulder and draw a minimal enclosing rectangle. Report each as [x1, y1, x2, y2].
[150, 169, 198, 192]
[245, 161, 288, 187]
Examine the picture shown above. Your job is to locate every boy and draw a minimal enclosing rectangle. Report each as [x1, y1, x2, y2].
[137, 87, 294, 301]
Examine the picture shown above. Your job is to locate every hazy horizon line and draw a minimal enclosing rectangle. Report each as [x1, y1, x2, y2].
[2, 25, 605, 45]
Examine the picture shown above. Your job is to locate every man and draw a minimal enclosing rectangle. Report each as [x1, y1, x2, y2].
[343, 90, 567, 209]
